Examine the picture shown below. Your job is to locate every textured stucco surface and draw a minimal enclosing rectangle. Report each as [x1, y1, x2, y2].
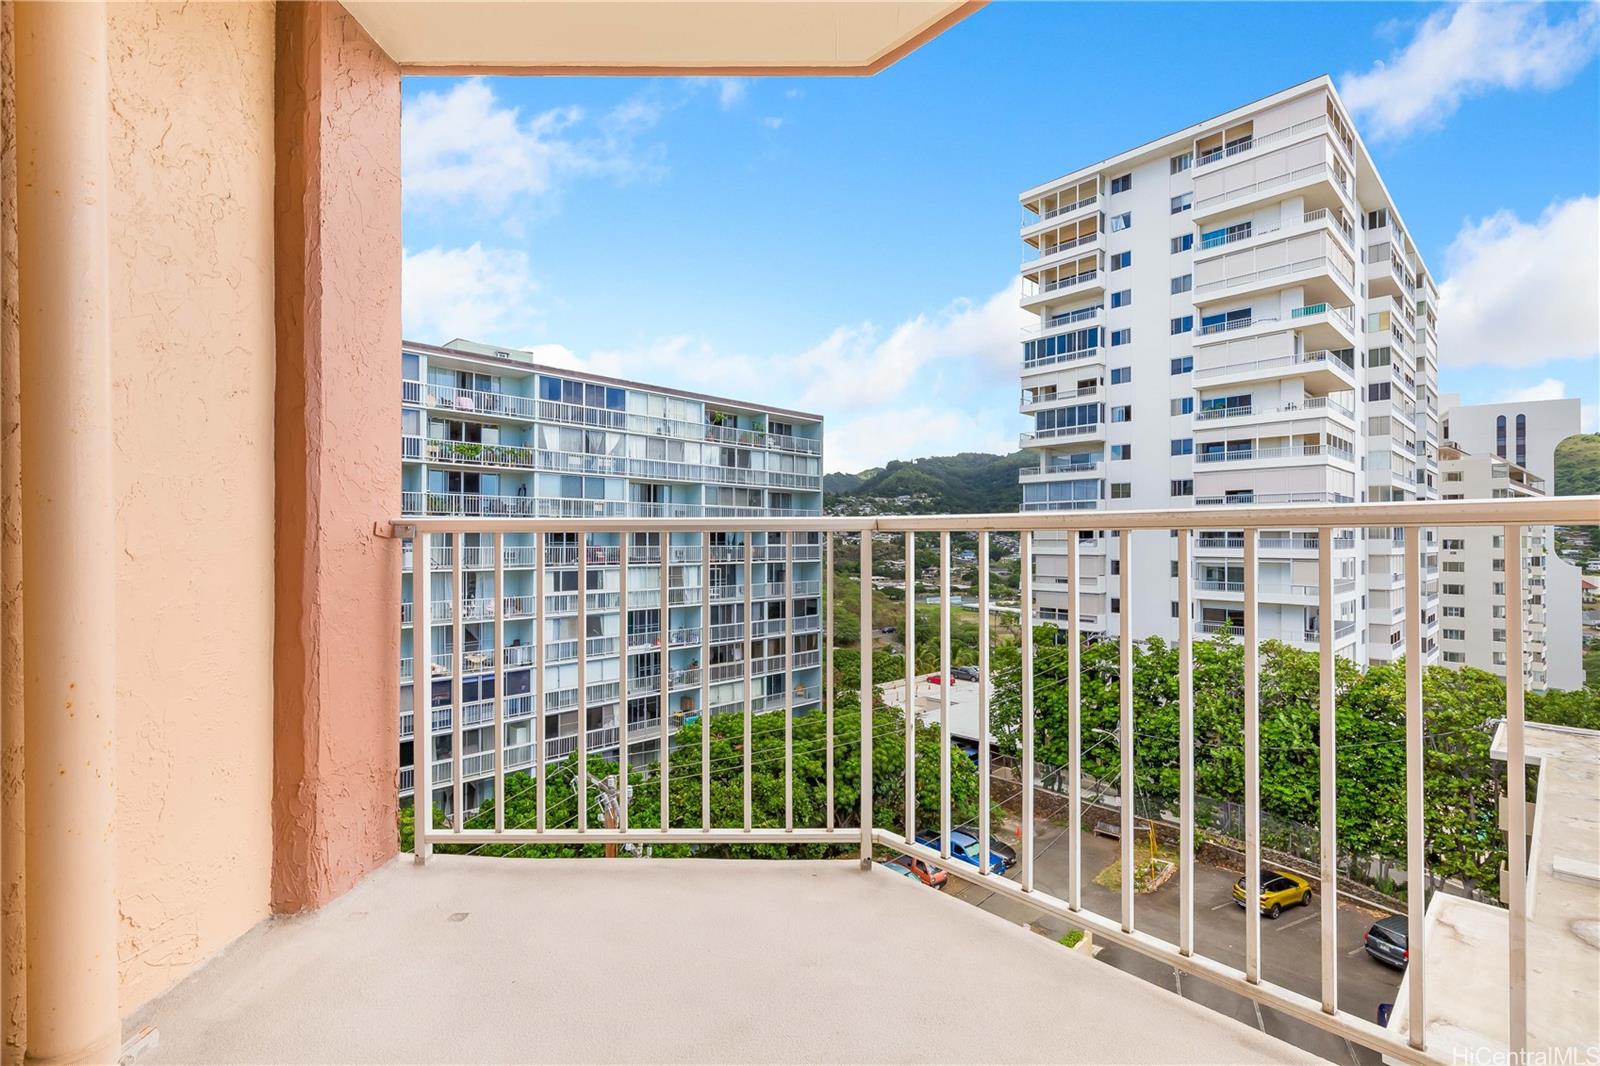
[105, 2, 278, 1016]
[0, 4, 21, 1060]
[271, 0, 402, 914]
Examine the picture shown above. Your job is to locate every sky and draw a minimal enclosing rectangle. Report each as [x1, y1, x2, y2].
[400, 1, 1600, 474]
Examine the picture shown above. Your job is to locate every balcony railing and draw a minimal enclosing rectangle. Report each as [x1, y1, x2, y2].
[392, 495, 1597, 1066]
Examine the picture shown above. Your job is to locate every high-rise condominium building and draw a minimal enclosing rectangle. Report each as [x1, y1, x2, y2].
[1438, 396, 1585, 691]
[1016, 76, 1442, 666]
[400, 339, 825, 816]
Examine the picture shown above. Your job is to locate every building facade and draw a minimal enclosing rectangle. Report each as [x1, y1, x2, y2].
[400, 339, 825, 815]
[1439, 397, 1585, 691]
[1016, 77, 1442, 665]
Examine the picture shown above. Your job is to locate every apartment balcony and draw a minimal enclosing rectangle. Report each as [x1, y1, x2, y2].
[1018, 460, 1102, 484]
[1020, 217, 1104, 273]
[1365, 242, 1416, 302]
[1021, 343, 1105, 378]
[1020, 176, 1101, 236]
[1192, 396, 1356, 433]
[1192, 113, 1354, 174]
[1020, 383, 1102, 414]
[1193, 348, 1356, 393]
[1020, 252, 1105, 311]
[1192, 442, 1357, 472]
[1020, 422, 1104, 449]
[403, 379, 539, 421]
[1193, 207, 1355, 260]
[1192, 253, 1357, 310]
[1191, 158, 1353, 228]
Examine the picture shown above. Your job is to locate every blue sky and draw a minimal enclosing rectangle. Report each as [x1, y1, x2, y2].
[400, 1, 1600, 472]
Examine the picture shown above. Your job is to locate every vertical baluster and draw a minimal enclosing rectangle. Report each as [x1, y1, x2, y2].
[414, 532, 433, 862]
[784, 533, 794, 832]
[743, 534, 753, 832]
[1067, 530, 1081, 910]
[618, 536, 629, 832]
[1317, 526, 1337, 1011]
[701, 530, 711, 832]
[1503, 523, 1527, 1055]
[494, 532, 506, 834]
[1403, 526, 1425, 1050]
[1244, 529, 1261, 980]
[825, 533, 835, 829]
[939, 531, 953, 860]
[1177, 527, 1193, 955]
[1119, 529, 1133, 930]
[978, 532, 991, 879]
[659, 530, 670, 832]
[858, 526, 874, 866]
[1021, 530, 1034, 891]
[451, 534, 464, 832]
[535, 532, 546, 832]
[904, 531, 916, 844]
[577, 532, 589, 832]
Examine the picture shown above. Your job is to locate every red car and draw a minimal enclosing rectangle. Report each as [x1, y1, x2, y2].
[926, 673, 944, 685]
[889, 854, 949, 889]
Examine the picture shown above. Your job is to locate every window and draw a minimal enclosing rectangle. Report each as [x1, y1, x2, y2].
[1170, 479, 1193, 496]
[1109, 213, 1132, 232]
[1366, 346, 1392, 368]
[1170, 356, 1193, 375]
[1171, 561, 1180, 577]
[1170, 152, 1192, 174]
[1111, 444, 1132, 460]
[1110, 173, 1132, 194]
[1368, 382, 1392, 402]
[1111, 405, 1132, 422]
[1170, 438, 1193, 456]
[1441, 628, 1464, 641]
[1110, 597, 1121, 614]
[1442, 584, 1466, 596]
[1111, 289, 1132, 308]
[1111, 329, 1132, 346]
[1492, 652, 1507, 666]
[1442, 539, 1464, 550]
[1171, 274, 1192, 294]
[1170, 192, 1193, 214]
[1110, 483, 1132, 499]
[1170, 397, 1194, 415]
[1496, 415, 1507, 458]
[1492, 629, 1507, 644]
[1111, 250, 1132, 269]
[1171, 234, 1193, 253]
[1110, 366, 1132, 384]
[1170, 315, 1193, 335]
[1515, 413, 1527, 467]
[1443, 652, 1466, 664]
[1443, 606, 1465, 618]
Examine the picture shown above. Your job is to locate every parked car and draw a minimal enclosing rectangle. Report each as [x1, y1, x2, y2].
[951, 665, 979, 682]
[1231, 869, 1313, 918]
[956, 823, 1016, 869]
[925, 673, 945, 685]
[915, 830, 1008, 874]
[1363, 915, 1409, 969]
[879, 859, 921, 883]
[888, 854, 948, 889]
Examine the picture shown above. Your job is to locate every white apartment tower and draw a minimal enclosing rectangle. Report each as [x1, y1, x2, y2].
[1017, 77, 1442, 664]
[1438, 396, 1585, 691]
[400, 339, 825, 817]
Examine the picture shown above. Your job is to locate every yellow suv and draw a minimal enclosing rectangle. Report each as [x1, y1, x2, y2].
[1231, 869, 1312, 919]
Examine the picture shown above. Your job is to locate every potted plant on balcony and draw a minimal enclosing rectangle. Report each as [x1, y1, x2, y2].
[451, 441, 482, 461]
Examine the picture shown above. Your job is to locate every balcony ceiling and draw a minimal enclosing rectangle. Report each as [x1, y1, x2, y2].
[340, 2, 983, 74]
[129, 856, 1314, 1064]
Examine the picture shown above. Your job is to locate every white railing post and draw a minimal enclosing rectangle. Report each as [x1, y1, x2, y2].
[577, 533, 589, 832]
[1317, 526, 1338, 1013]
[743, 534, 754, 832]
[859, 527, 874, 867]
[1177, 528, 1194, 956]
[701, 530, 712, 832]
[784, 534, 794, 832]
[414, 532, 434, 862]
[824, 533, 835, 829]
[1403, 526, 1426, 1052]
[1118, 530, 1133, 929]
[618, 536, 630, 831]
[1068, 530, 1082, 911]
[493, 533, 506, 834]
[660, 529, 671, 833]
[977, 533, 991, 879]
[1244, 529, 1261, 981]
[1503, 523, 1528, 1056]
[939, 531, 952, 861]
[451, 536, 464, 832]
[905, 531, 917, 844]
[1021, 531, 1035, 892]
[535, 532, 547, 831]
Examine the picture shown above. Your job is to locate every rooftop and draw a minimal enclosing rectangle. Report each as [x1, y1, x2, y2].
[128, 856, 1313, 1065]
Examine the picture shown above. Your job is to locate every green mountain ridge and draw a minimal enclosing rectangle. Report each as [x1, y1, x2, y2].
[1554, 433, 1600, 497]
[825, 451, 1031, 514]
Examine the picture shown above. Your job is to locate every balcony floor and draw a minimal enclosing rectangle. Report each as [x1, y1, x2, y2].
[130, 855, 1315, 1064]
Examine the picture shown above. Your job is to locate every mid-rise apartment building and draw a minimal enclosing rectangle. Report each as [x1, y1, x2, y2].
[400, 339, 825, 815]
[1016, 76, 1442, 665]
[1438, 396, 1585, 691]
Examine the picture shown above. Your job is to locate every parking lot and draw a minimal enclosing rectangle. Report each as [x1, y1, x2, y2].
[942, 821, 1405, 1066]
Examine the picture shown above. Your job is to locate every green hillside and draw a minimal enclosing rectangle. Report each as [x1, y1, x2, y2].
[825, 451, 1031, 515]
[1554, 433, 1600, 497]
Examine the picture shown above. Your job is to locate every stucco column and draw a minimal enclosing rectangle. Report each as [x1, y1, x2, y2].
[271, 1, 402, 913]
[13, 2, 119, 1063]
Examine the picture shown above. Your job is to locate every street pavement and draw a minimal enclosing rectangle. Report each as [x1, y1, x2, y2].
[941, 819, 1404, 1066]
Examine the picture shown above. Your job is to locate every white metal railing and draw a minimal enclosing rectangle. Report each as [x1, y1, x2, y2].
[1194, 349, 1355, 382]
[1193, 443, 1355, 465]
[1193, 396, 1354, 423]
[1194, 161, 1350, 214]
[1022, 345, 1102, 372]
[1194, 115, 1343, 169]
[1025, 268, 1099, 297]
[1193, 256, 1354, 297]
[394, 495, 1600, 1066]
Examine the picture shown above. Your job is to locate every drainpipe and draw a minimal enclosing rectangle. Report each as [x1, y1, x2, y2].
[15, 3, 119, 1063]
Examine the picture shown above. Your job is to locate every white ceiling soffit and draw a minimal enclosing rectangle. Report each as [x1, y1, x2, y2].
[341, 1, 983, 74]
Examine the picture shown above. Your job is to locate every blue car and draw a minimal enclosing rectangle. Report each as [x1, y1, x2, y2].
[915, 830, 1009, 874]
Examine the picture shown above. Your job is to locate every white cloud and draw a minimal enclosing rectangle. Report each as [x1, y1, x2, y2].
[1503, 378, 1569, 403]
[1437, 196, 1600, 368]
[402, 243, 546, 346]
[716, 78, 748, 109]
[1340, 3, 1600, 140]
[401, 78, 662, 213]
[762, 116, 785, 130]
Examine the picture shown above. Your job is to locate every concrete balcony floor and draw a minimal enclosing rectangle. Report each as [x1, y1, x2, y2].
[130, 855, 1316, 1065]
